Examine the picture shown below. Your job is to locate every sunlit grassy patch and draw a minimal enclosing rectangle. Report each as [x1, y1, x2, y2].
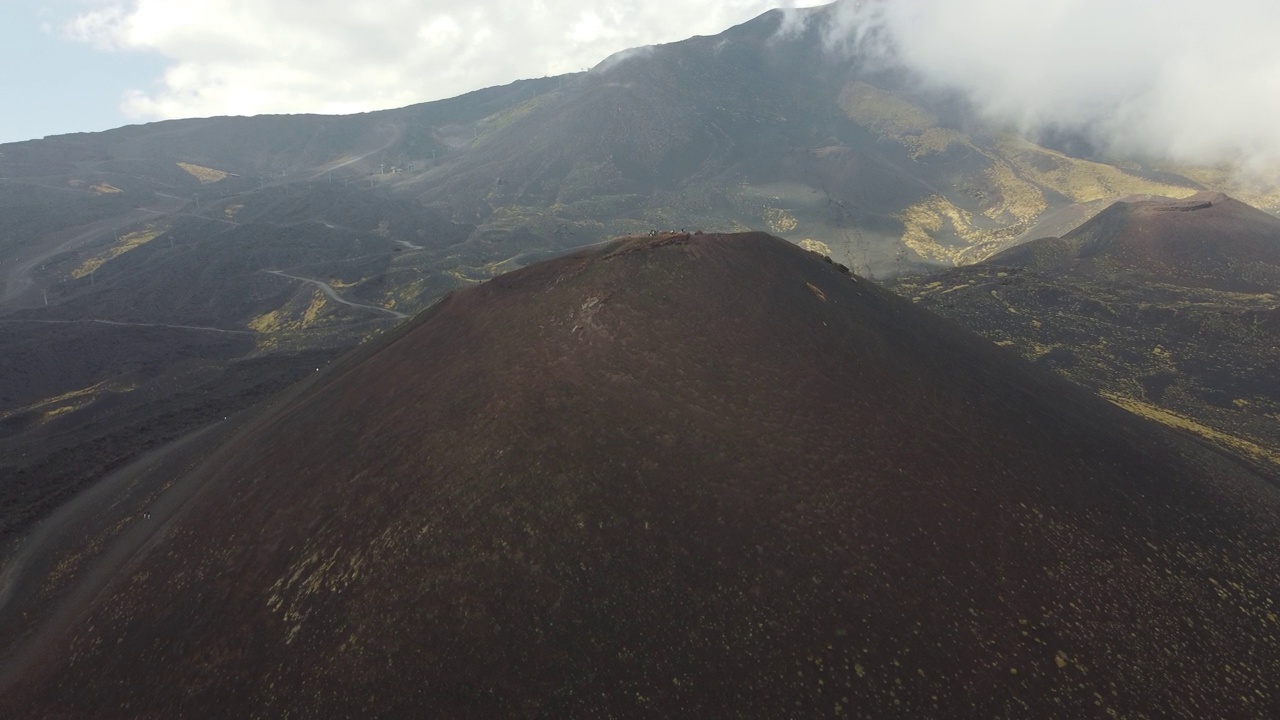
[762, 206, 798, 234]
[250, 293, 328, 334]
[799, 238, 833, 256]
[177, 162, 229, 183]
[994, 137, 1196, 204]
[898, 196, 976, 264]
[1103, 391, 1280, 469]
[839, 81, 964, 159]
[71, 227, 165, 278]
[248, 290, 343, 353]
[41, 400, 92, 423]
[0, 380, 137, 424]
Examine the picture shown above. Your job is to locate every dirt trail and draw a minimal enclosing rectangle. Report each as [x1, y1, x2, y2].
[263, 269, 407, 318]
[0, 344, 346, 692]
[0, 416, 244, 689]
[0, 318, 255, 335]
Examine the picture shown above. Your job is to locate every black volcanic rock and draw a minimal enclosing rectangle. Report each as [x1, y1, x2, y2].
[5, 233, 1280, 718]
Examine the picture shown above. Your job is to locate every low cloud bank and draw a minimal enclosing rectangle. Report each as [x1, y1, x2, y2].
[818, 0, 1280, 174]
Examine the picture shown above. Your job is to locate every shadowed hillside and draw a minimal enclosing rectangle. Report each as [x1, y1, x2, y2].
[5, 233, 1279, 718]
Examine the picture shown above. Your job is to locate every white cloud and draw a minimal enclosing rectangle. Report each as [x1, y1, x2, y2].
[819, 0, 1280, 172]
[50, 0, 1280, 177]
[65, 0, 816, 122]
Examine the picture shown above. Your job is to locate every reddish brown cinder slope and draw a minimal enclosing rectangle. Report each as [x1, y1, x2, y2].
[5, 232, 1280, 718]
[991, 191, 1280, 292]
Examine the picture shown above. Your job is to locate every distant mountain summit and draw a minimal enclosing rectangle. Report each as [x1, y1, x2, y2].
[7, 232, 1280, 717]
[989, 191, 1280, 291]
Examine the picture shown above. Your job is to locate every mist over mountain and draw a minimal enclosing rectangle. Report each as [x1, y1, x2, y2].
[812, 0, 1280, 176]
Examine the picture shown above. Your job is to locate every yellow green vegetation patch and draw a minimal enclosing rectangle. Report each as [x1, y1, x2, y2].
[994, 137, 1196, 204]
[761, 206, 798, 234]
[41, 400, 93, 423]
[898, 196, 998, 264]
[248, 290, 334, 351]
[72, 227, 165, 279]
[177, 162, 230, 183]
[894, 137, 1198, 266]
[249, 309, 285, 334]
[0, 380, 136, 424]
[1103, 391, 1280, 470]
[798, 238, 833, 256]
[7, 382, 103, 417]
[981, 160, 1047, 225]
[839, 81, 964, 159]
[869, 116, 1201, 266]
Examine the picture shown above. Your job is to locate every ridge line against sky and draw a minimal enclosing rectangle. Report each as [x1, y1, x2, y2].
[1, 0, 817, 145]
[3, 0, 1280, 177]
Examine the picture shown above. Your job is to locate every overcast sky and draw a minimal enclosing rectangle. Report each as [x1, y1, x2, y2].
[1, 0, 813, 144]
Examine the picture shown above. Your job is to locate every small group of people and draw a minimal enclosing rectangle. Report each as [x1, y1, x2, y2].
[646, 228, 704, 237]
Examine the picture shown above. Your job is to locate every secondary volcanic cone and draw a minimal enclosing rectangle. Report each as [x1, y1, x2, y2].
[5, 232, 1280, 717]
[991, 191, 1280, 292]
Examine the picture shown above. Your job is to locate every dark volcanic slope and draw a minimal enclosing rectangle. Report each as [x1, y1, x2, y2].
[7, 233, 1280, 718]
[992, 191, 1280, 291]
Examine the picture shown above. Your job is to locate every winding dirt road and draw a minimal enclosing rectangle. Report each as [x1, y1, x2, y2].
[0, 318, 256, 335]
[263, 269, 407, 319]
